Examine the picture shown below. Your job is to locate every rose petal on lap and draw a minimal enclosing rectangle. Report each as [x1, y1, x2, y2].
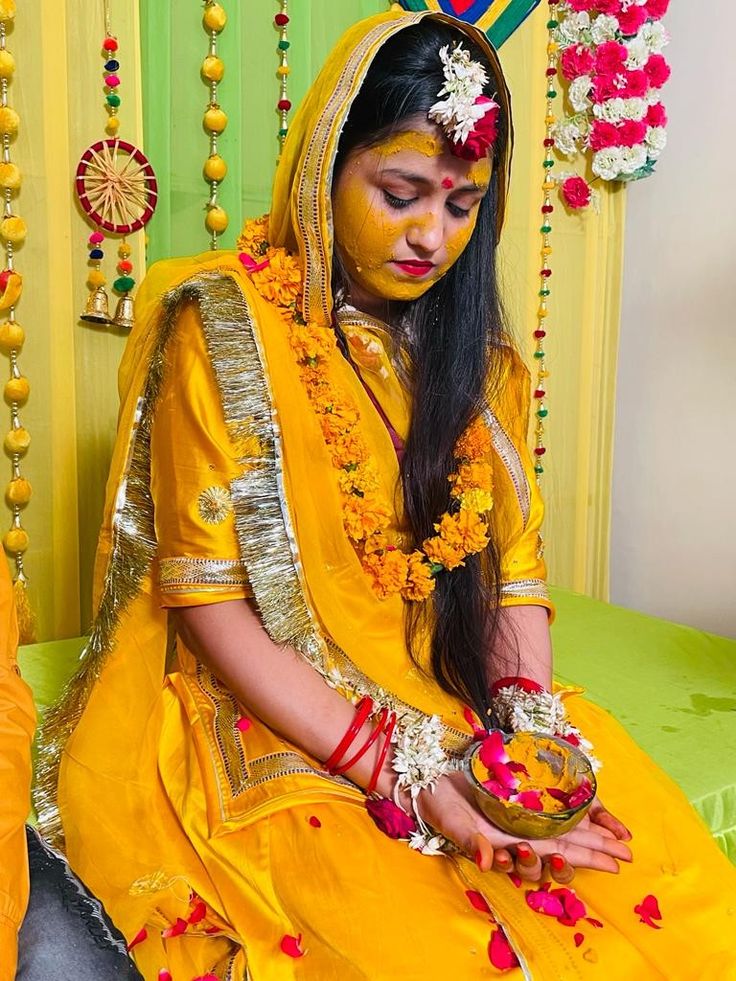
[488, 927, 520, 970]
[280, 933, 306, 958]
[466, 890, 492, 914]
[526, 888, 565, 917]
[574, 932, 585, 948]
[127, 927, 147, 951]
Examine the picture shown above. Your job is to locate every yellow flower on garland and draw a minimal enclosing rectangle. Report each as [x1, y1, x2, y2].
[455, 416, 492, 460]
[343, 494, 391, 542]
[338, 464, 380, 497]
[404, 550, 436, 601]
[237, 215, 270, 256]
[363, 547, 410, 600]
[423, 535, 466, 572]
[330, 431, 369, 469]
[452, 509, 491, 554]
[289, 322, 335, 362]
[319, 399, 360, 441]
[449, 460, 493, 499]
[459, 487, 494, 514]
[251, 250, 303, 307]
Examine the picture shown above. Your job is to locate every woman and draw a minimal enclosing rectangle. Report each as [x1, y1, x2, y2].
[39, 9, 736, 979]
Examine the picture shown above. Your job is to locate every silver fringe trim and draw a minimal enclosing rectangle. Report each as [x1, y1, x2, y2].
[485, 407, 531, 528]
[500, 578, 551, 603]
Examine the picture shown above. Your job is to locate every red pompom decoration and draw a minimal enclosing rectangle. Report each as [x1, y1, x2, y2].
[277, 99, 292, 112]
[103, 37, 119, 52]
[274, 13, 290, 26]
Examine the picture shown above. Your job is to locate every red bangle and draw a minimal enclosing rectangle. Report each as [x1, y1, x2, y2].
[332, 708, 388, 776]
[324, 696, 373, 773]
[366, 711, 397, 795]
[490, 676, 545, 697]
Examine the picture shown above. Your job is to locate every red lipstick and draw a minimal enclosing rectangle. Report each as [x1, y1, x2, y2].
[392, 259, 435, 277]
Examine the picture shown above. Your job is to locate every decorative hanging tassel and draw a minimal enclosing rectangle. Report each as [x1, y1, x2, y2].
[202, 1, 228, 248]
[13, 573, 35, 644]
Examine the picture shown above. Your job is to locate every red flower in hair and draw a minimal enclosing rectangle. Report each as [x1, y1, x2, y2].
[451, 96, 499, 162]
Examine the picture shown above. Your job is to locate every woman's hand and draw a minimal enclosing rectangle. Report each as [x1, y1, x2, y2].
[417, 771, 632, 882]
[578, 797, 632, 841]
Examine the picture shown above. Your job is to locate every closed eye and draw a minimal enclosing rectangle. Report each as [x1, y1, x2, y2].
[383, 190, 417, 210]
[446, 201, 471, 218]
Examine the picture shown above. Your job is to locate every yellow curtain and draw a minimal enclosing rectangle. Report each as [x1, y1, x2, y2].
[6, 1, 143, 639]
[498, 7, 625, 598]
[7, 2, 622, 641]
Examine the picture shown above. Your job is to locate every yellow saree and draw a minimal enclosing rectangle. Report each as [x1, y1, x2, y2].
[39, 9, 736, 980]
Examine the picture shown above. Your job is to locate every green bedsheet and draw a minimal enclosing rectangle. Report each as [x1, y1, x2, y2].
[17, 588, 736, 860]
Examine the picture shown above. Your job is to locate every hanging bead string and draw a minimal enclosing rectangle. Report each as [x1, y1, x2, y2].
[275, 1, 291, 155]
[532, 0, 560, 484]
[0, 3, 35, 641]
[202, 2, 228, 249]
[103, 32, 121, 136]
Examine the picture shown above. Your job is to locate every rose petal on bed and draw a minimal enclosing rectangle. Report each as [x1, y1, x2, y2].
[188, 900, 207, 924]
[308, 815, 322, 828]
[280, 933, 306, 958]
[466, 890, 492, 914]
[634, 894, 663, 928]
[127, 927, 148, 951]
[161, 917, 188, 939]
[526, 889, 565, 918]
[574, 932, 585, 948]
[235, 716, 251, 733]
[586, 917, 604, 929]
[552, 888, 587, 923]
[488, 927, 520, 970]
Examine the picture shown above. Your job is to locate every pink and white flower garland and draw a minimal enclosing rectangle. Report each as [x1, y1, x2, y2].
[551, 0, 671, 210]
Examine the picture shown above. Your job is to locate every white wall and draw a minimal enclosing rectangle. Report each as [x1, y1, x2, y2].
[610, 0, 736, 637]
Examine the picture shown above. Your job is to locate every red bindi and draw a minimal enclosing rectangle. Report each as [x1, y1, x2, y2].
[441, 177, 455, 189]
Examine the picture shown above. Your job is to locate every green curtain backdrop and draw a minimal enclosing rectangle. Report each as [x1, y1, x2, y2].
[140, 1, 387, 263]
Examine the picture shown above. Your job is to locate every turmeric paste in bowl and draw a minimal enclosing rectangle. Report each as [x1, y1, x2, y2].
[466, 731, 596, 839]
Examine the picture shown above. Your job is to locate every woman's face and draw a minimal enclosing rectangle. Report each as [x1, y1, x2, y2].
[332, 119, 492, 315]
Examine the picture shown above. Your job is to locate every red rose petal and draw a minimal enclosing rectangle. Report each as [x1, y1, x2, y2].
[161, 917, 188, 939]
[193, 975, 219, 981]
[488, 927, 520, 970]
[235, 716, 251, 733]
[508, 872, 522, 888]
[204, 925, 222, 934]
[308, 815, 322, 828]
[634, 894, 663, 929]
[466, 889, 492, 914]
[526, 889, 565, 918]
[507, 761, 529, 775]
[574, 932, 585, 948]
[280, 933, 305, 958]
[478, 730, 508, 768]
[127, 927, 148, 951]
[158, 971, 172, 981]
[514, 790, 544, 811]
[547, 787, 571, 806]
[586, 917, 603, 929]
[188, 900, 207, 924]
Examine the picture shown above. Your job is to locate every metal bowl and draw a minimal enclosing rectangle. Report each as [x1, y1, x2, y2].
[466, 732, 596, 840]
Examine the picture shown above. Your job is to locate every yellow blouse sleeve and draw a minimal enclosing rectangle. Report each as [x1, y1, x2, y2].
[489, 349, 555, 619]
[150, 301, 252, 608]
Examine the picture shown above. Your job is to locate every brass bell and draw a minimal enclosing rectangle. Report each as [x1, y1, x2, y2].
[80, 286, 112, 324]
[112, 292, 135, 330]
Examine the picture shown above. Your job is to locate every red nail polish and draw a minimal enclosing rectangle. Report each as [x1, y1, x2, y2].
[517, 844, 531, 860]
[551, 854, 565, 871]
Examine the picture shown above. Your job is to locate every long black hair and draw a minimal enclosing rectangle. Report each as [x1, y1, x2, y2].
[333, 19, 513, 722]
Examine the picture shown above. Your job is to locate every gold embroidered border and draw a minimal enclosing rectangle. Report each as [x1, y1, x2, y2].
[197, 664, 250, 798]
[35, 298, 180, 846]
[500, 578, 550, 602]
[485, 408, 531, 528]
[159, 556, 248, 593]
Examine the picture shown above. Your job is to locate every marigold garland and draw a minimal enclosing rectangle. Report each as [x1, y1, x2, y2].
[237, 217, 494, 603]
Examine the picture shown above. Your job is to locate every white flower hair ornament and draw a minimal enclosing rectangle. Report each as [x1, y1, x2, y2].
[428, 44, 500, 162]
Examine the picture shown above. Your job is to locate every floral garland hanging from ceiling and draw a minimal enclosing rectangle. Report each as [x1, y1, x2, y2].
[549, 0, 670, 212]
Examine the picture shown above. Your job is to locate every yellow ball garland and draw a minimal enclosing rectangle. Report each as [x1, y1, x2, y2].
[0, 215, 26, 244]
[0, 49, 14, 77]
[203, 105, 227, 134]
[4, 376, 29, 405]
[0, 105, 19, 136]
[0, 320, 23, 353]
[205, 205, 228, 233]
[4, 426, 30, 455]
[203, 154, 227, 182]
[0, 161, 20, 189]
[203, 3, 227, 32]
[5, 476, 31, 506]
[3, 527, 28, 555]
[0, 0, 15, 22]
[201, 55, 224, 82]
